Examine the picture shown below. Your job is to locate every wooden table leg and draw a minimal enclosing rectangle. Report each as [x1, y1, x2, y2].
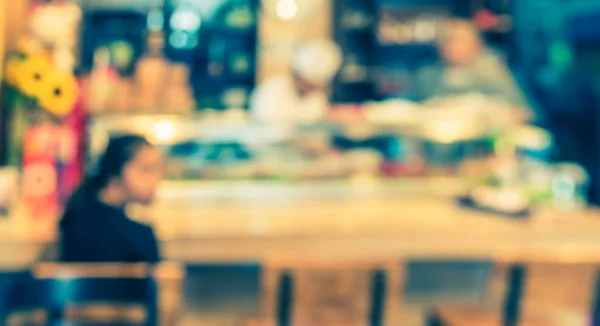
[369, 270, 386, 326]
[276, 271, 293, 326]
[262, 267, 294, 325]
[502, 264, 526, 326]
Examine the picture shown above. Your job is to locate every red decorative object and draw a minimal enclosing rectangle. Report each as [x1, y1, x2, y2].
[22, 124, 60, 219]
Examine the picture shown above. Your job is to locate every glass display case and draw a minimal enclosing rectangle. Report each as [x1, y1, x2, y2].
[87, 109, 497, 185]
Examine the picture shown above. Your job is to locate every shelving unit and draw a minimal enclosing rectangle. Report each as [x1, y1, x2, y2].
[79, 0, 259, 112]
[332, 0, 377, 103]
[164, 0, 259, 110]
[80, 9, 148, 76]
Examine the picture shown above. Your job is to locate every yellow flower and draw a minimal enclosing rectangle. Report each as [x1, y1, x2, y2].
[15, 55, 53, 97]
[5, 56, 23, 87]
[38, 71, 79, 117]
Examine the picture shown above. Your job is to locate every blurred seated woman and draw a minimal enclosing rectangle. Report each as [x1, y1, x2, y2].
[59, 135, 163, 263]
[414, 19, 527, 108]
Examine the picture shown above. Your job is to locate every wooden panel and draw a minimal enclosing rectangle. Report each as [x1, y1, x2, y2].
[523, 264, 596, 315]
[292, 269, 371, 325]
[436, 306, 564, 326]
[261, 255, 402, 325]
[257, 0, 333, 81]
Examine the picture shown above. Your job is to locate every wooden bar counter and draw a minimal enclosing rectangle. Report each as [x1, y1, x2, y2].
[3, 180, 600, 269]
[156, 196, 600, 263]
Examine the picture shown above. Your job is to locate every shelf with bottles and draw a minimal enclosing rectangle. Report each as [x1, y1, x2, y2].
[211, 0, 258, 29]
[371, 4, 448, 100]
[195, 85, 253, 111]
[334, 46, 375, 101]
[80, 10, 149, 76]
[333, 0, 378, 102]
[192, 40, 256, 78]
[337, 0, 376, 33]
[375, 2, 449, 45]
[161, 0, 258, 109]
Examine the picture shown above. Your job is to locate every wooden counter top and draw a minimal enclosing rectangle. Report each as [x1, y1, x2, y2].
[149, 195, 600, 263]
[3, 191, 600, 269]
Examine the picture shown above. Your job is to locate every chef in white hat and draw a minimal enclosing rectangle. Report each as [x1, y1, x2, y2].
[251, 39, 342, 124]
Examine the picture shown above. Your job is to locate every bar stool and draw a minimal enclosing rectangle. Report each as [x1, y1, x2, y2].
[258, 254, 404, 326]
[1, 262, 185, 326]
[428, 251, 600, 326]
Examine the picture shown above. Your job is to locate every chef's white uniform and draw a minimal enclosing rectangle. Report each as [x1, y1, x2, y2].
[250, 75, 330, 124]
[251, 39, 342, 124]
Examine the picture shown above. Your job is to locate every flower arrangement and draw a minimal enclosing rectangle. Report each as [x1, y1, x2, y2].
[2, 2, 83, 221]
[4, 49, 79, 121]
[3, 43, 80, 168]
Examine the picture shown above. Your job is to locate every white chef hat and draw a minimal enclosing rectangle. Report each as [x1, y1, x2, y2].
[292, 39, 342, 86]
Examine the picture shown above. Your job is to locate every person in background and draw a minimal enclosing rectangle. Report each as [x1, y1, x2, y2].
[251, 39, 343, 124]
[414, 19, 527, 109]
[59, 134, 163, 263]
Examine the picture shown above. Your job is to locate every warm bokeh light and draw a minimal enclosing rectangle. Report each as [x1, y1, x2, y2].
[153, 119, 176, 142]
[276, 0, 298, 20]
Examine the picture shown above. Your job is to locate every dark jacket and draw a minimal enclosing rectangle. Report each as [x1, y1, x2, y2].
[59, 189, 160, 263]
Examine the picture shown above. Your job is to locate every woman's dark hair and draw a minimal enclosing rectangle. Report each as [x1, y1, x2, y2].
[88, 134, 151, 193]
[64, 134, 151, 213]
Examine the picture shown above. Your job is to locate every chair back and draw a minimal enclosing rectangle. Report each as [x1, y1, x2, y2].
[427, 251, 600, 326]
[2, 263, 166, 326]
[495, 250, 600, 326]
[262, 254, 403, 326]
